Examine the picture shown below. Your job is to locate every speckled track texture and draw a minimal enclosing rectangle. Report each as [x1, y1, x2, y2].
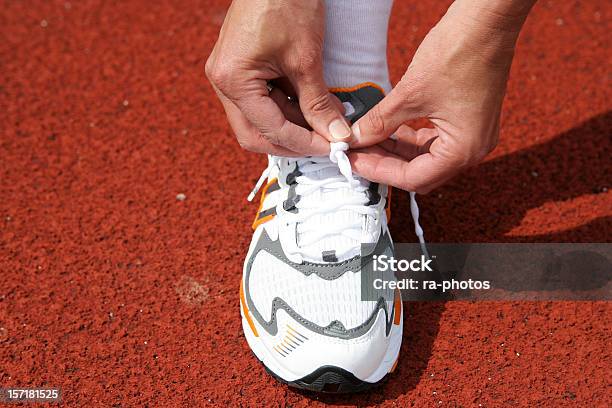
[1, 1, 610, 406]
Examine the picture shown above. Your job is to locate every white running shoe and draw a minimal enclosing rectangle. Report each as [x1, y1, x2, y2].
[240, 84, 425, 393]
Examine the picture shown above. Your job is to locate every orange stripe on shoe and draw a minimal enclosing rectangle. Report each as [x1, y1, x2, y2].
[329, 82, 386, 95]
[252, 214, 275, 230]
[251, 178, 278, 230]
[393, 288, 402, 325]
[240, 280, 259, 337]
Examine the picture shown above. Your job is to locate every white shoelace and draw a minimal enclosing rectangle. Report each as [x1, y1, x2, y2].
[248, 142, 427, 259]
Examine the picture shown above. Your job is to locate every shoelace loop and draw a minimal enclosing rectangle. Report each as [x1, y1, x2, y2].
[247, 142, 428, 259]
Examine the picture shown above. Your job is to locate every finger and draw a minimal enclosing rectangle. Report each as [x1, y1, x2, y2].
[268, 87, 309, 128]
[395, 125, 438, 144]
[287, 67, 352, 142]
[214, 86, 303, 156]
[268, 78, 344, 127]
[348, 139, 460, 194]
[233, 80, 330, 156]
[378, 126, 439, 159]
[350, 84, 423, 148]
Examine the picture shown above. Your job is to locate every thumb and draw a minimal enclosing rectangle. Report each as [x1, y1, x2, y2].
[289, 68, 352, 142]
[350, 84, 422, 148]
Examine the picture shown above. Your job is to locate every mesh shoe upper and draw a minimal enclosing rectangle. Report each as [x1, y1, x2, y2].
[243, 85, 399, 338]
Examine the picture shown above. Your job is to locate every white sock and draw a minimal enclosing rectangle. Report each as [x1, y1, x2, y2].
[323, 0, 393, 93]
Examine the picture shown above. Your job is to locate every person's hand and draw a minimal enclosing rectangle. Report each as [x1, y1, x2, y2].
[349, 0, 536, 193]
[206, 0, 351, 156]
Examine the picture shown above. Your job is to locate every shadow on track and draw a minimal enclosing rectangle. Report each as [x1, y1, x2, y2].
[290, 111, 611, 405]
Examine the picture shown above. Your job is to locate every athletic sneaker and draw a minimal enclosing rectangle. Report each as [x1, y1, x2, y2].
[240, 83, 426, 393]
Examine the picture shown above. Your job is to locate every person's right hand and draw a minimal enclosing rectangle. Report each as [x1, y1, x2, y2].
[348, 0, 536, 193]
[206, 0, 351, 156]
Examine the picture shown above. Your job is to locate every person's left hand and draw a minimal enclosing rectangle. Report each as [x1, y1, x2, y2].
[206, 0, 350, 157]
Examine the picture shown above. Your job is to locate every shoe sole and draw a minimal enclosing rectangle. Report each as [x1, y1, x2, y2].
[264, 363, 392, 393]
[241, 309, 402, 394]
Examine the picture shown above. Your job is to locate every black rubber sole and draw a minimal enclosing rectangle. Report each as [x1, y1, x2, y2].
[263, 364, 390, 394]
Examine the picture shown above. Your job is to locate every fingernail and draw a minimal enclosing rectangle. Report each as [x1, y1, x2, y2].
[329, 119, 351, 141]
[351, 123, 361, 142]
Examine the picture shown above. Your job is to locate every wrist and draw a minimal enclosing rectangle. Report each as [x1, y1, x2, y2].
[478, 0, 537, 19]
[450, 0, 536, 34]
[438, 0, 536, 63]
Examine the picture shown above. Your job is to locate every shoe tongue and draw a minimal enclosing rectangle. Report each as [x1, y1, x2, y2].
[295, 161, 369, 263]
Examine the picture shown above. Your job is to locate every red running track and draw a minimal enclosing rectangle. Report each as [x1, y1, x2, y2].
[1, 0, 610, 406]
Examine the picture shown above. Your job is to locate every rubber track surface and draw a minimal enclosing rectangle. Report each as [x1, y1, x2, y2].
[1, 1, 610, 406]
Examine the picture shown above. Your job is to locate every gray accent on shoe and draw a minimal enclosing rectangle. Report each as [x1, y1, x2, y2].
[243, 229, 396, 339]
[322, 250, 338, 263]
[283, 163, 302, 213]
[247, 229, 389, 280]
[323, 320, 347, 337]
[266, 180, 280, 194]
[257, 207, 276, 220]
[366, 182, 381, 206]
[285, 164, 302, 185]
[283, 184, 300, 213]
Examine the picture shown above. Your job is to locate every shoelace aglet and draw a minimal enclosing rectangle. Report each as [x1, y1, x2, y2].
[248, 156, 282, 201]
[248, 169, 269, 202]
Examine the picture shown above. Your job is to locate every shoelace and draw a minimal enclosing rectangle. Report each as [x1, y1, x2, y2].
[248, 142, 428, 259]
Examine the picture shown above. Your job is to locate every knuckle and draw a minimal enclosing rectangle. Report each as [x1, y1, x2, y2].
[304, 93, 332, 115]
[204, 56, 215, 79]
[261, 131, 281, 146]
[205, 57, 236, 91]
